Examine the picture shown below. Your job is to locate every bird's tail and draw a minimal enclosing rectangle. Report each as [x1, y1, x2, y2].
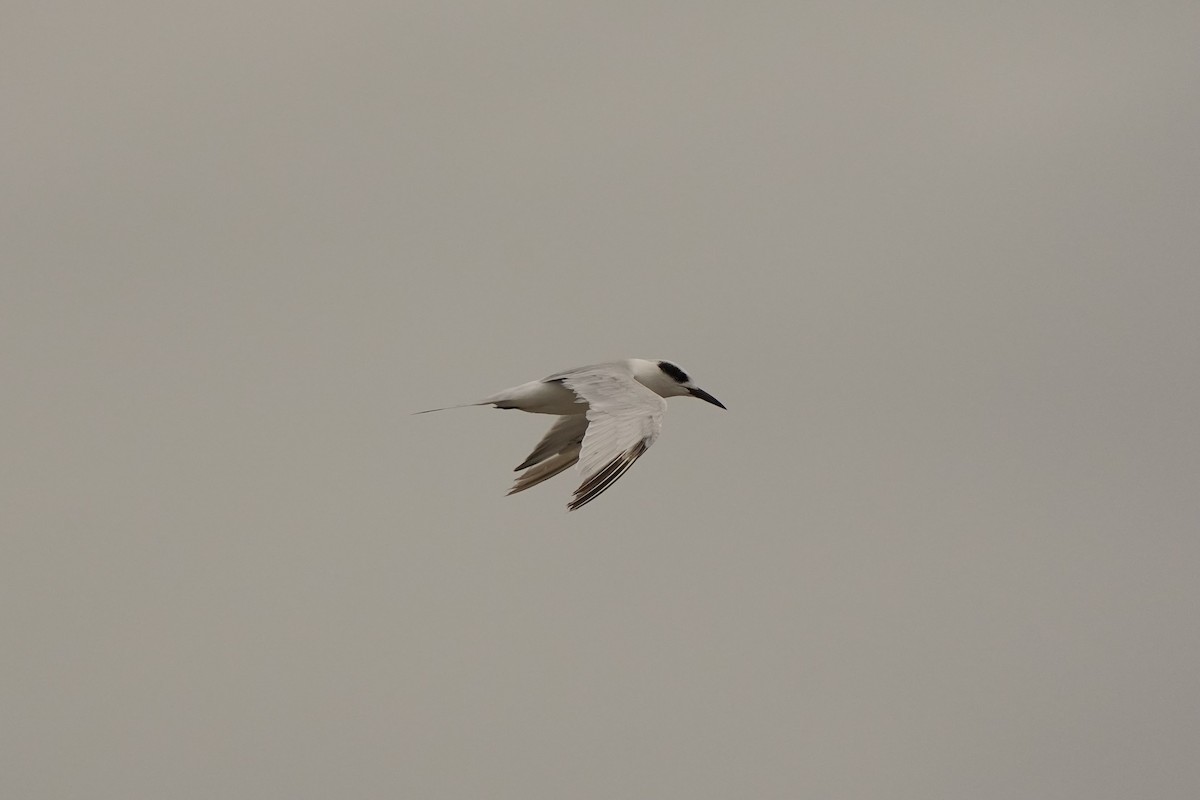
[410, 402, 489, 415]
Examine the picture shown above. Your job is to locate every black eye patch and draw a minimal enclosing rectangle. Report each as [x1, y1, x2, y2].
[657, 361, 689, 384]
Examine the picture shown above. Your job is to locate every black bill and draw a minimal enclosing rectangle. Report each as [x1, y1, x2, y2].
[688, 387, 726, 409]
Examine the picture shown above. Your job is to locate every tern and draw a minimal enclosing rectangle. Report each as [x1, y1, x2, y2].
[417, 359, 725, 510]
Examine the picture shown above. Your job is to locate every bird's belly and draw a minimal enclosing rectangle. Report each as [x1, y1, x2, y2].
[493, 380, 586, 415]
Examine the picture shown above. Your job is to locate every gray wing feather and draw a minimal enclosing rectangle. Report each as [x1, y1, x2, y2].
[509, 415, 588, 495]
[559, 366, 665, 510]
[514, 414, 588, 471]
[509, 447, 581, 495]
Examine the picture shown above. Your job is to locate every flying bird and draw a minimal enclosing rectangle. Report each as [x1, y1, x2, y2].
[416, 359, 725, 510]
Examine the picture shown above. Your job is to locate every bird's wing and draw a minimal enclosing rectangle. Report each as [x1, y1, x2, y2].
[508, 414, 589, 495]
[559, 365, 666, 511]
[515, 414, 589, 471]
[508, 447, 581, 495]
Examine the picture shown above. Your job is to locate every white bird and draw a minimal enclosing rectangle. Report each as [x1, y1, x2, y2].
[416, 359, 725, 510]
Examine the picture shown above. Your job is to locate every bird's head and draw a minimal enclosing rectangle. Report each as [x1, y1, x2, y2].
[630, 359, 726, 408]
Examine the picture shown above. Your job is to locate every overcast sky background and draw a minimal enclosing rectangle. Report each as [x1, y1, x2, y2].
[3, 2, 1199, 798]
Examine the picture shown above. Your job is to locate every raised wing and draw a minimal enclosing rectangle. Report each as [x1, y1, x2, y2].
[508, 414, 588, 495]
[560, 366, 666, 510]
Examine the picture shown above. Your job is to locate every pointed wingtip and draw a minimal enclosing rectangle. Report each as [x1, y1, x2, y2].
[565, 440, 647, 511]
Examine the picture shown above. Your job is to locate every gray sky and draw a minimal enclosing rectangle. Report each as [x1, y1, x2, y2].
[4, 2, 1199, 798]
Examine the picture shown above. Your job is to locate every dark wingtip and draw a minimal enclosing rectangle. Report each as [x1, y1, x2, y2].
[566, 440, 649, 510]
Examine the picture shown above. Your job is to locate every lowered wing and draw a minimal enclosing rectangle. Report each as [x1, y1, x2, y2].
[559, 365, 666, 511]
